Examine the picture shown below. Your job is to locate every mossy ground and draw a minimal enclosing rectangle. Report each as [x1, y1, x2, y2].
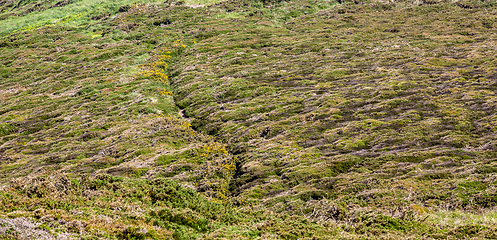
[1, 0, 497, 239]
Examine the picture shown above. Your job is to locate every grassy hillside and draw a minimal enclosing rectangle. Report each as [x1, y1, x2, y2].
[1, 0, 497, 239]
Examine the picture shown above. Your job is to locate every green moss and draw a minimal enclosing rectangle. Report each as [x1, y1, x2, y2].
[156, 155, 175, 166]
[0, 123, 16, 137]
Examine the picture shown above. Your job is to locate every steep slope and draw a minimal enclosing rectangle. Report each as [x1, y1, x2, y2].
[172, 0, 497, 234]
[0, 1, 338, 239]
[1, 0, 497, 239]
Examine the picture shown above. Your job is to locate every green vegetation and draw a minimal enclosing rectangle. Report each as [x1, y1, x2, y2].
[1, 0, 497, 238]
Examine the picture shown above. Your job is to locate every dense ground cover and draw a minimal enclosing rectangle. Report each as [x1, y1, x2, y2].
[1, 0, 497, 238]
